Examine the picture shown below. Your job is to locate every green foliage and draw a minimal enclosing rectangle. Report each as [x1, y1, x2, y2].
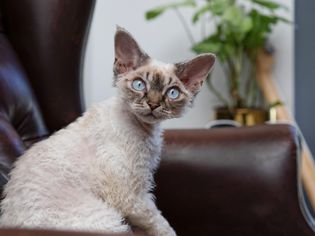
[145, 0, 196, 20]
[250, 0, 285, 10]
[145, 0, 289, 109]
[192, 0, 230, 22]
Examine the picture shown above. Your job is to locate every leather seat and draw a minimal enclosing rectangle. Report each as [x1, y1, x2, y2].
[159, 126, 315, 235]
[0, 0, 94, 188]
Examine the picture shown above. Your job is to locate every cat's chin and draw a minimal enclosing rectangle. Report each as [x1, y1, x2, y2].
[135, 113, 163, 125]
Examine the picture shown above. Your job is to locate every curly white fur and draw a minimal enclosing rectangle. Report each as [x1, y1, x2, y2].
[0, 97, 176, 236]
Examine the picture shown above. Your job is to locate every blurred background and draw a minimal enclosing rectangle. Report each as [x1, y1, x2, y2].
[83, 0, 314, 153]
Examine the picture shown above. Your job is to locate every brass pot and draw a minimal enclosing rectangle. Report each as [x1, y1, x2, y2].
[215, 107, 269, 126]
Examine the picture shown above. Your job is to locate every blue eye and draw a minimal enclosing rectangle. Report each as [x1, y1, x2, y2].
[167, 87, 180, 99]
[132, 79, 146, 91]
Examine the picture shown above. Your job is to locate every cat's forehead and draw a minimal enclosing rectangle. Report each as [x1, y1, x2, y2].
[137, 59, 176, 78]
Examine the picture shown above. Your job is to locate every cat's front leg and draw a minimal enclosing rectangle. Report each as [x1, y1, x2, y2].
[126, 194, 176, 236]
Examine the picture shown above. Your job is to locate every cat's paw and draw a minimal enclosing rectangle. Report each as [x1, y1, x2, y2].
[148, 225, 176, 236]
[132, 226, 146, 236]
[163, 227, 176, 236]
[161, 228, 176, 236]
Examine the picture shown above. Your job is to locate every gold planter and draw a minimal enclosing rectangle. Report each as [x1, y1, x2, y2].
[215, 107, 269, 126]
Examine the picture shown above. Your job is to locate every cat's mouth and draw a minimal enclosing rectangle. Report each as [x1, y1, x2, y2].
[144, 112, 157, 118]
[131, 104, 165, 123]
[135, 110, 163, 124]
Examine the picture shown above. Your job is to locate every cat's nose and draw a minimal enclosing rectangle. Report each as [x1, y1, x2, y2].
[148, 102, 159, 110]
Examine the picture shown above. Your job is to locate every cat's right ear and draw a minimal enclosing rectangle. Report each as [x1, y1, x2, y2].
[175, 53, 216, 95]
[114, 26, 150, 75]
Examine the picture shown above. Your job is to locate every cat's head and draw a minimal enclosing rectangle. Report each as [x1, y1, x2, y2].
[113, 27, 216, 124]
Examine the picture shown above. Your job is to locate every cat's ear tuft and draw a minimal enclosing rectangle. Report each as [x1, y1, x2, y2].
[114, 26, 150, 75]
[175, 53, 216, 95]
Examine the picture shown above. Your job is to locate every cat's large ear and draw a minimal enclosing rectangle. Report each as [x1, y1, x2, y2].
[175, 53, 216, 95]
[114, 26, 150, 75]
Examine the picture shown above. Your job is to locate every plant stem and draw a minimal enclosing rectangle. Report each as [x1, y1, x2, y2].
[201, 14, 206, 39]
[229, 49, 245, 108]
[206, 75, 230, 108]
[226, 58, 238, 107]
[246, 66, 255, 107]
[245, 49, 258, 107]
[173, 8, 195, 45]
[221, 63, 230, 81]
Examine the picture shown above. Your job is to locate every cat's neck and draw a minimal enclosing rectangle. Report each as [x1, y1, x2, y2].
[112, 97, 162, 138]
[133, 111, 160, 137]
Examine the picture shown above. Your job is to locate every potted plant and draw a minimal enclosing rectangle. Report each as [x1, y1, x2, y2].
[145, 0, 288, 126]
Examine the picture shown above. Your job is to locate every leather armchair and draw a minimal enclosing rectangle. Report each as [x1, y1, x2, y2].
[0, 1, 314, 236]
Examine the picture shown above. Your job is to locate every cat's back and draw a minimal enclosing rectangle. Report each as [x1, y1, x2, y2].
[7, 112, 94, 181]
[3, 96, 116, 192]
[5, 96, 116, 182]
[0, 99, 115, 220]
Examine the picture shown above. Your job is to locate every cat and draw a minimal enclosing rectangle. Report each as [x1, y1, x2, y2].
[0, 26, 215, 236]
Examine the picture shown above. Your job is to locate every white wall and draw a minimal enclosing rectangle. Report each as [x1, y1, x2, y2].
[84, 0, 294, 129]
[270, 1, 294, 116]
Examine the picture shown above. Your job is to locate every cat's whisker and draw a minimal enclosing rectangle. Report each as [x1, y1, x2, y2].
[161, 110, 172, 115]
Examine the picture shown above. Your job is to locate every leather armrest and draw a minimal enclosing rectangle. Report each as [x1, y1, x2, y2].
[0, 228, 135, 236]
[157, 124, 314, 236]
[0, 0, 95, 132]
[0, 116, 25, 191]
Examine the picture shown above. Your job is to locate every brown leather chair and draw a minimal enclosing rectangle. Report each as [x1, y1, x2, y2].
[0, 1, 314, 236]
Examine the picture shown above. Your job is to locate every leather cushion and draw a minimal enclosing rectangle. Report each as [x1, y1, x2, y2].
[0, 0, 95, 132]
[0, 33, 48, 193]
[157, 124, 313, 236]
[0, 34, 48, 145]
[0, 118, 24, 189]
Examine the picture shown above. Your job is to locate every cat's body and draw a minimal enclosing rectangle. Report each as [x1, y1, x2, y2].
[0, 27, 215, 236]
[1, 96, 162, 234]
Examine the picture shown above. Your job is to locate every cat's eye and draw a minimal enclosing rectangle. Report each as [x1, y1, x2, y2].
[132, 79, 146, 91]
[167, 87, 180, 100]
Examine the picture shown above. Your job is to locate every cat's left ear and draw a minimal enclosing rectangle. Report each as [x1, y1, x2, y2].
[175, 53, 216, 95]
[114, 26, 150, 75]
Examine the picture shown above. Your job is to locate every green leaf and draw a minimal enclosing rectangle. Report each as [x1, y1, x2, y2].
[244, 9, 285, 49]
[192, 34, 235, 62]
[192, 42, 221, 54]
[146, 7, 166, 20]
[250, 0, 284, 10]
[220, 6, 254, 43]
[192, 3, 211, 23]
[192, 0, 230, 23]
[222, 6, 242, 25]
[209, 0, 231, 15]
[145, 0, 196, 20]
[276, 16, 292, 24]
[240, 17, 253, 33]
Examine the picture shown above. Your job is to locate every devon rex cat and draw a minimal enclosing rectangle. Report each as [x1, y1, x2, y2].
[0, 27, 216, 236]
